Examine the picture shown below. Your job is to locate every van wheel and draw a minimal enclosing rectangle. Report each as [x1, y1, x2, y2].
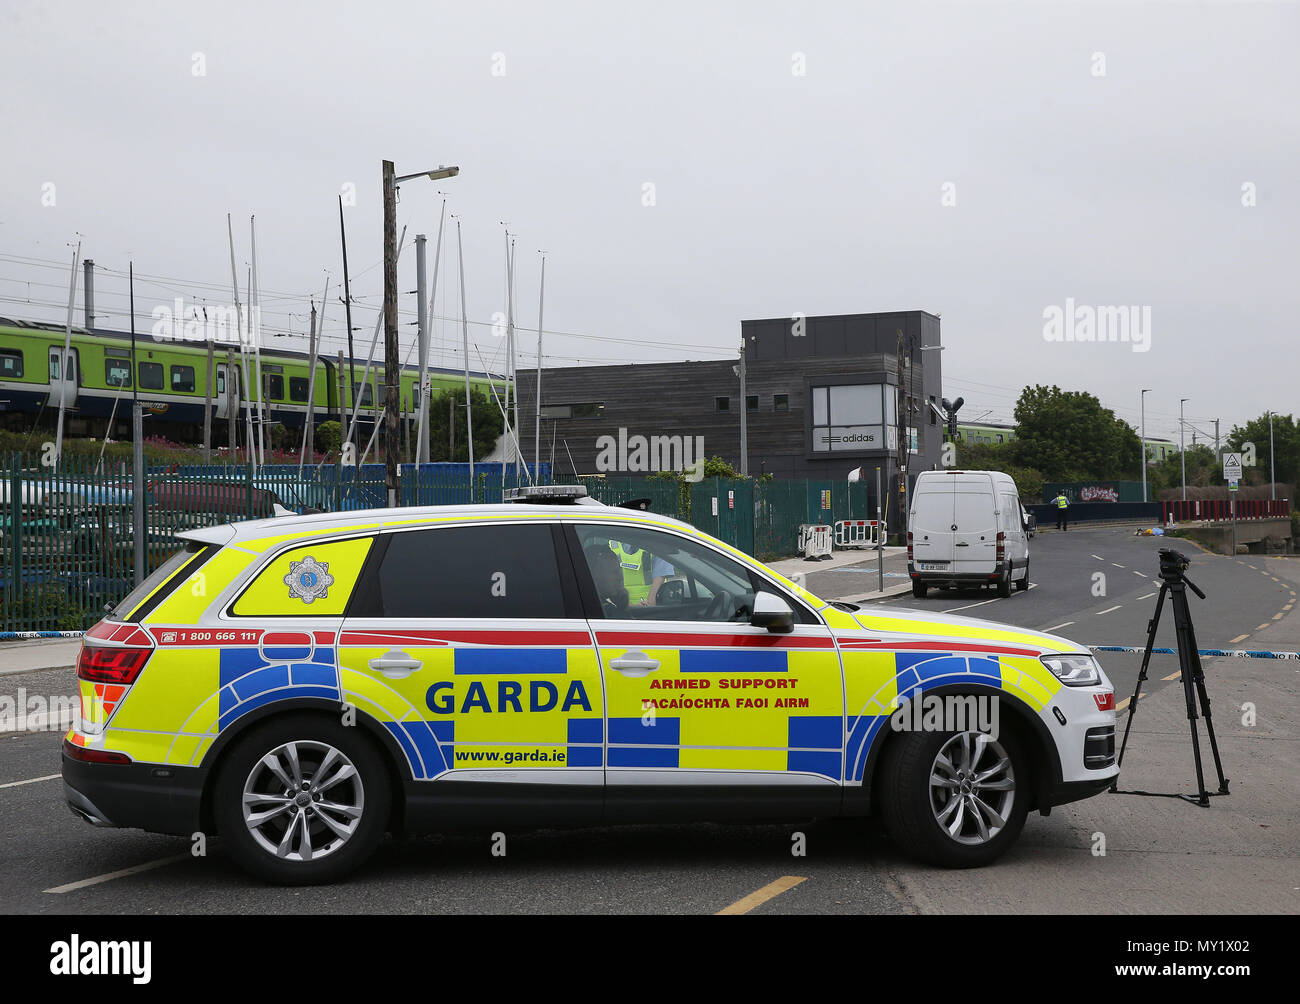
[878, 727, 1029, 867]
[997, 565, 1012, 598]
[1015, 563, 1029, 591]
[912, 580, 929, 599]
[213, 714, 391, 885]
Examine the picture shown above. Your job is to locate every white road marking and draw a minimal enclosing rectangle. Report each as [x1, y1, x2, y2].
[1133, 570, 1148, 578]
[1138, 592, 1157, 600]
[1091, 554, 1104, 561]
[947, 596, 1001, 612]
[0, 773, 61, 789]
[44, 854, 190, 894]
[1111, 563, 1126, 569]
[1095, 605, 1122, 615]
[1043, 621, 1075, 632]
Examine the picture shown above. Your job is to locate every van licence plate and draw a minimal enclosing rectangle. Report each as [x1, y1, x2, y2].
[919, 562, 949, 570]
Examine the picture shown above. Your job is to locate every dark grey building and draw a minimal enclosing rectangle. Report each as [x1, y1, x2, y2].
[515, 310, 942, 496]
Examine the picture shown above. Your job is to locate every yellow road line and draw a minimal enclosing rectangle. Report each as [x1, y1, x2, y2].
[1230, 634, 1249, 644]
[1257, 623, 1270, 631]
[716, 875, 807, 915]
[1162, 671, 1181, 681]
[1273, 613, 1284, 620]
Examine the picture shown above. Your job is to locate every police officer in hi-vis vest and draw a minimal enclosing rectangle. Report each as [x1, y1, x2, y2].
[608, 539, 674, 606]
[1051, 493, 1070, 531]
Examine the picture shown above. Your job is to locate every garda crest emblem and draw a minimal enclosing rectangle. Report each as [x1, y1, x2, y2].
[284, 556, 334, 605]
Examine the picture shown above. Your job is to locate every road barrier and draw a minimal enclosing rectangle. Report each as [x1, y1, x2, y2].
[1160, 498, 1290, 523]
[834, 519, 883, 548]
[798, 524, 834, 560]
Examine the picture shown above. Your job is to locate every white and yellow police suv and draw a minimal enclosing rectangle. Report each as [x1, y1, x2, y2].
[63, 485, 1118, 884]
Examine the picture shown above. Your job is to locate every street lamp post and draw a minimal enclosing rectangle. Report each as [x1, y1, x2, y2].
[1179, 398, 1188, 502]
[1140, 388, 1151, 503]
[382, 161, 459, 506]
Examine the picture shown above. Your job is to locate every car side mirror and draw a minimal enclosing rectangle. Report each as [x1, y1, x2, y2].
[750, 591, 794, 633]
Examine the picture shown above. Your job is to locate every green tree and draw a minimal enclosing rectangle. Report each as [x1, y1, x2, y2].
[1226, 413, 1299, 488]
[316, 421, 342, 458]
[426, 388, 505, 463]
[1148, 444, 1216, 495]
[1011, 385, 1141, 482]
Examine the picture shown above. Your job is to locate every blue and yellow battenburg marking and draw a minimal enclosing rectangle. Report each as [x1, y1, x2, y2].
[599, 637, 846, 780]
[336, 635, 604, 779]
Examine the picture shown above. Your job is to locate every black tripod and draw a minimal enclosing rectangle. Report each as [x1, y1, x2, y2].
[1112, 548, 1229, 805]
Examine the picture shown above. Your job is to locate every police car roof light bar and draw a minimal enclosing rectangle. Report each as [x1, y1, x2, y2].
[503, 484, 589, 503]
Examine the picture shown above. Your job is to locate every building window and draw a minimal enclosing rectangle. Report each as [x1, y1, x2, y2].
[810, 382, 890, 452]
[929, 395, 937, 425]
[170, 365, 195, 393]
[774, 393, 789, 412]
[138, 362, 163, 390]
[746, 395, 758, 411]
[289, 376, 309, 402]
[571, 402, 605, 418]
[105, 359, 131, 388]
[716, 396, 730, 412]
[0, 349, 23, 379]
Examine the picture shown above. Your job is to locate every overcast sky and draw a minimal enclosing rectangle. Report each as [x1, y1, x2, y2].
[2, 0, 1296, 445]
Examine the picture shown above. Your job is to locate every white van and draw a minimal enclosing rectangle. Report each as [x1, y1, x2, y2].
[907, 470, 1030, 598]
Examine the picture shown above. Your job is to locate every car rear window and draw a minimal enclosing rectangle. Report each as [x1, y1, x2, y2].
[116, 543, 215, 622]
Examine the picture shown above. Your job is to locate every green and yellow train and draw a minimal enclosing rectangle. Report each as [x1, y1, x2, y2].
[0, 317, 499, 443]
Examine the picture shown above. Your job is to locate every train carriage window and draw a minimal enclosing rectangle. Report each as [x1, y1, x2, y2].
[263, 374, 284, 400]
[105, 359, 131, 388]
[352, 383, 374, 409]
[0, 349, 22, 379]
[138, 362, 163, 390]
[217, 369, 225, 394]
[170, 365, 195, 393]
[289, 376, 309, 402]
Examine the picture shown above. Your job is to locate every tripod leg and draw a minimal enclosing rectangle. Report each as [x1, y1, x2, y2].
[1114, 583, 1168, 783]
[1178, 598, 1230, 795]
[1169, 583, 1211, 805]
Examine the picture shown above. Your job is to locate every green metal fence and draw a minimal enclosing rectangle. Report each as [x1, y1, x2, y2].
[2, 453, 882, 633]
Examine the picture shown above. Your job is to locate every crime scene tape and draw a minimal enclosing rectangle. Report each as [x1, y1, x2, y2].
[1088, 644, 1300, 661]
[0, 631, 86, 641]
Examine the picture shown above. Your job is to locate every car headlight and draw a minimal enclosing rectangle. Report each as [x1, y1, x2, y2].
[1040, 653, 1102, 687]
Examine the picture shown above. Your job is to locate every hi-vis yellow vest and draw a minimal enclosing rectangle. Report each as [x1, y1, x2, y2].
[609, 542, 652, 604]
[1053, 495, 1069, 509]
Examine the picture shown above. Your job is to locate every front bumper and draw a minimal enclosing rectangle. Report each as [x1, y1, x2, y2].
[62, 744, 206, 836]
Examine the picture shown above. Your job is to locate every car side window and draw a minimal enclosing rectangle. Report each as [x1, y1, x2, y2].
[572, 523, 757, 623]
[372, 523, 566, 619]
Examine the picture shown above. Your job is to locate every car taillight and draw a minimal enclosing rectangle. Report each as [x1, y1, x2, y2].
[907, 531, 914, 561]
[62, 738, 132, 764]
[996, 531, 1005, 561]
[77, 645, 151, 685]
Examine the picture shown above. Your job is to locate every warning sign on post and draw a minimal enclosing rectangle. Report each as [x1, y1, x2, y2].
[1223, 453, 1243, 481]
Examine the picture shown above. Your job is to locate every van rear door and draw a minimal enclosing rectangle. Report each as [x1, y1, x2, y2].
[952, 474, 998, 577]
[909, 475, 955, 572]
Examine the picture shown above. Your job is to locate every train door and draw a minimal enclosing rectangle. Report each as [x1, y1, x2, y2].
[215, 363, 237, 419]
[47, 345, 79, 409]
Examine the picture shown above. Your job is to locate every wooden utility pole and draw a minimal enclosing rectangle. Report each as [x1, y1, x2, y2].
[450, 396, 455, 460]
[382, 159, 400, 506]
[202, 338, 214, 464]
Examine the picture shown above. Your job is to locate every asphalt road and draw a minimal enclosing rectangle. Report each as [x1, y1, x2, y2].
[0, 524, 1292, 913]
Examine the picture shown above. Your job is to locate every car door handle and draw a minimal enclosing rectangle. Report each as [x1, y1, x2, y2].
[368, 650, 422, 678]
[609, 651, 660, 676]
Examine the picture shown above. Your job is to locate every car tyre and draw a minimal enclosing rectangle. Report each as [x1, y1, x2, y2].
[911, 580, 929, 599]
[1015, 563, 1029, 591]
[213, 714, 391, 885]
[878, 725, 1029, 868]
[997, 564, 1012, 598]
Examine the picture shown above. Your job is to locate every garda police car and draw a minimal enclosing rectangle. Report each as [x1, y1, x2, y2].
[63, 485, 1118, 884]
